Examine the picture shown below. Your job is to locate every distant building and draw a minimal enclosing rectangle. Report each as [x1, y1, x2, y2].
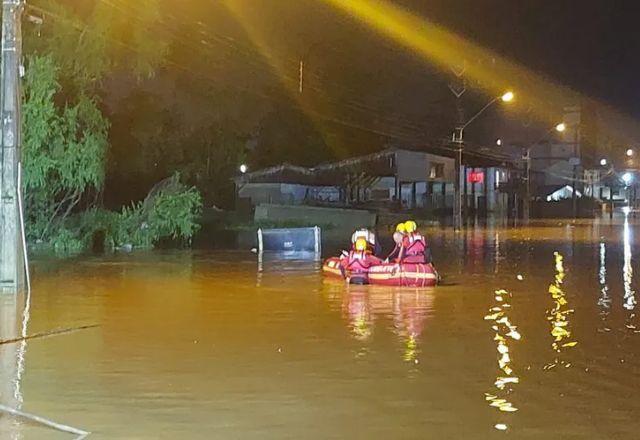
[235, 148, 514, 216]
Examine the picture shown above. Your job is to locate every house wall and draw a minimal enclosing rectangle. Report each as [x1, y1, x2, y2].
[238, 183, 309, 205]
[254, 203, 376, 229]
[395, 150, 455, 183]
[530, 142, 576, 187]
[455, 167, 510, 213]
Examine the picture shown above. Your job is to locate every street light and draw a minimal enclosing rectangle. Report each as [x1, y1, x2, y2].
[501, 91, 514, 102]
[626, 148, 634, 157]
[451, 91, 515, 230]
[239, 164, 248, 174]
[523, 121, 565, 222]
[496, 138, 502, 146]
[600, 158, 608, 167]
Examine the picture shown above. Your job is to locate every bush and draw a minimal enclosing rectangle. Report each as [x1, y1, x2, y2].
[112, 181, 202, 249]
[29, 178, 203, 255]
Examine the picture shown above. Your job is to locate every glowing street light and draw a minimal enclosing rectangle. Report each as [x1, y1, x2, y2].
[555, 122, 566, 133]
[239, 164, 248, 174]
[600, 158, 608, 166]
[622, 172, 634, 186]
[626, 148, 634, 157]
[496, 138, 502, 146]
[501, 91, 514, 103]
[452, 90, 514, 230]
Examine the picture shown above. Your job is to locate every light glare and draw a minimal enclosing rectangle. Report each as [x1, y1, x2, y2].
[501, 91, 514, 103]
[555, 123, 566, 133]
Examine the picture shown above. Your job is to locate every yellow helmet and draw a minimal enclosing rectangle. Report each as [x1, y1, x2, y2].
[404, 220, 417, 233]
[355, 238, 368, 252]
[396, 223, 407, 233]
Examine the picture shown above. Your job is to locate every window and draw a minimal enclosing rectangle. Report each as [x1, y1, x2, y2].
[429, 162, 445, 179]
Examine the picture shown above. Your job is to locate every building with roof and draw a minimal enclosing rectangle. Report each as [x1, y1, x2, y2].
[235, 148, 517, 218]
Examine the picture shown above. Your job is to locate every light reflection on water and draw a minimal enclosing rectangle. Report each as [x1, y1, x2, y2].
[544, 252, 578, 371]
[1, 223, 640, 438]
[0, 294, 27, 439]
[484, 288, 521, 430]
[326, 285, 433, 363]
[623, 217, 636, 312]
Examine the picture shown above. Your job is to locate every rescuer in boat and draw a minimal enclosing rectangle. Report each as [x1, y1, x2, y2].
[342, 238, 382, 284]
[351, 228, 382, 257]
[398, 221, 432, 264]
[386, 222, 407, 262]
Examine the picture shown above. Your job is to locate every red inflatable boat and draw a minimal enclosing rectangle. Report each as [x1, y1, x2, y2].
[323, 257, 438, 287]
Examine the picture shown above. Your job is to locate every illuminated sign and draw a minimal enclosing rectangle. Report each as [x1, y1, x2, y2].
[468, 171, 484, 184]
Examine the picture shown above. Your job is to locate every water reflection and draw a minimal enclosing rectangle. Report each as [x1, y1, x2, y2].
[343, 288, 373, 342]
[622, 217, 636, 312]
[0, 294, 27, 440]
[327, 285, 432, 362]
[392, 290, 431, 363]
[598, 242, 611, 329]
[484, 288, 521, 429]
[544, 252, 577, 371]
[493, 232, 501, 274]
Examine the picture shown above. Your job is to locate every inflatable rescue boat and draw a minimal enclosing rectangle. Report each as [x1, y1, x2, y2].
[323, 257, 438, 287]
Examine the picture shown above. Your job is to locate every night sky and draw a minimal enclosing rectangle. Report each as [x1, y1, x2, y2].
[64, 0, 640, 203]
[404, 0, 639, 117]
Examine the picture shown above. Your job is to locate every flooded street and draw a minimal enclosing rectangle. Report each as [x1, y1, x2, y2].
[2, 219, 640, 439]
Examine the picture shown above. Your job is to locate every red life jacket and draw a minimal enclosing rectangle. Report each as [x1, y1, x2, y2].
[346, 251, 379, 273]
[401, 233, 427, 263]
[402, 233, 425, 255]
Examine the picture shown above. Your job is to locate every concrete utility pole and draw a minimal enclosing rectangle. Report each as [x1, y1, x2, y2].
[0, 0, 25, 294]
[448, 63, 467, 231]
[523, 148, 531, 222]
[571, 123, 581, 219]
[452, 127, 464, 231]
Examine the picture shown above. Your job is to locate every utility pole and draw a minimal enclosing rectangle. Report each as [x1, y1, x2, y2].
[523, 148, 531, 222]
[565, 106, 581, 219]
[452, 127, 464, 231]
[448, 63, 467, 231]
[0, 0, 25, 294]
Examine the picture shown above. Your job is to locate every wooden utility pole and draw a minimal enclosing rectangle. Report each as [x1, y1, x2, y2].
[0, 0, 25, 293]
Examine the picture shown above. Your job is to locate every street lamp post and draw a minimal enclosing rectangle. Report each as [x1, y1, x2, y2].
[452, 91, 513, 231]
[522, 122, 566, 222]
[571, 123, 581, 219]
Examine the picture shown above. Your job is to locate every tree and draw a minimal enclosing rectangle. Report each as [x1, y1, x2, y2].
[21, 2, 202, 251]
[22, 54, 109, 241]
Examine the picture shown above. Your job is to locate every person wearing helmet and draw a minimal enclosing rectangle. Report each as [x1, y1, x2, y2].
[351, 228, 382, 257]
[399, 220, 431, 264]
[341, 237, 382, 284]
[386, 222, 407, 262]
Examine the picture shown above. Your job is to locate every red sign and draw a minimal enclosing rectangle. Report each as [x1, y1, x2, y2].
[468, 171, 484, 184]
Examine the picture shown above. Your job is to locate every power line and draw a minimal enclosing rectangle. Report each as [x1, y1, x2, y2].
[100, 0, 445, 134]
[25, 2, 513, 165]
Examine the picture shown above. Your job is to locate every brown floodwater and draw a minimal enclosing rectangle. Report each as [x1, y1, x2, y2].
[1, 218, 640, 439]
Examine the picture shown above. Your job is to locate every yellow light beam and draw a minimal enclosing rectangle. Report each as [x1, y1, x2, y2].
[220, 0, 352, 157]
[319, 0, 640, 144]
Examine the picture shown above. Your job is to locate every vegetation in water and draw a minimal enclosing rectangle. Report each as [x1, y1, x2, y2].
[22, 2, 202, 255]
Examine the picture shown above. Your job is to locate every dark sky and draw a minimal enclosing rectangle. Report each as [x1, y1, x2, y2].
[407, 0, 640, 117]
[100, 0, 640, 157]
[208, 0, 640, 129]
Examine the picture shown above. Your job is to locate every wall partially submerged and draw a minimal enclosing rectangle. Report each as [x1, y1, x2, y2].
[254, 204, 376, 229]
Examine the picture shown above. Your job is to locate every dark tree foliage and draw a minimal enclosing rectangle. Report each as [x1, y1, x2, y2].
[22, 0, 202, 252]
